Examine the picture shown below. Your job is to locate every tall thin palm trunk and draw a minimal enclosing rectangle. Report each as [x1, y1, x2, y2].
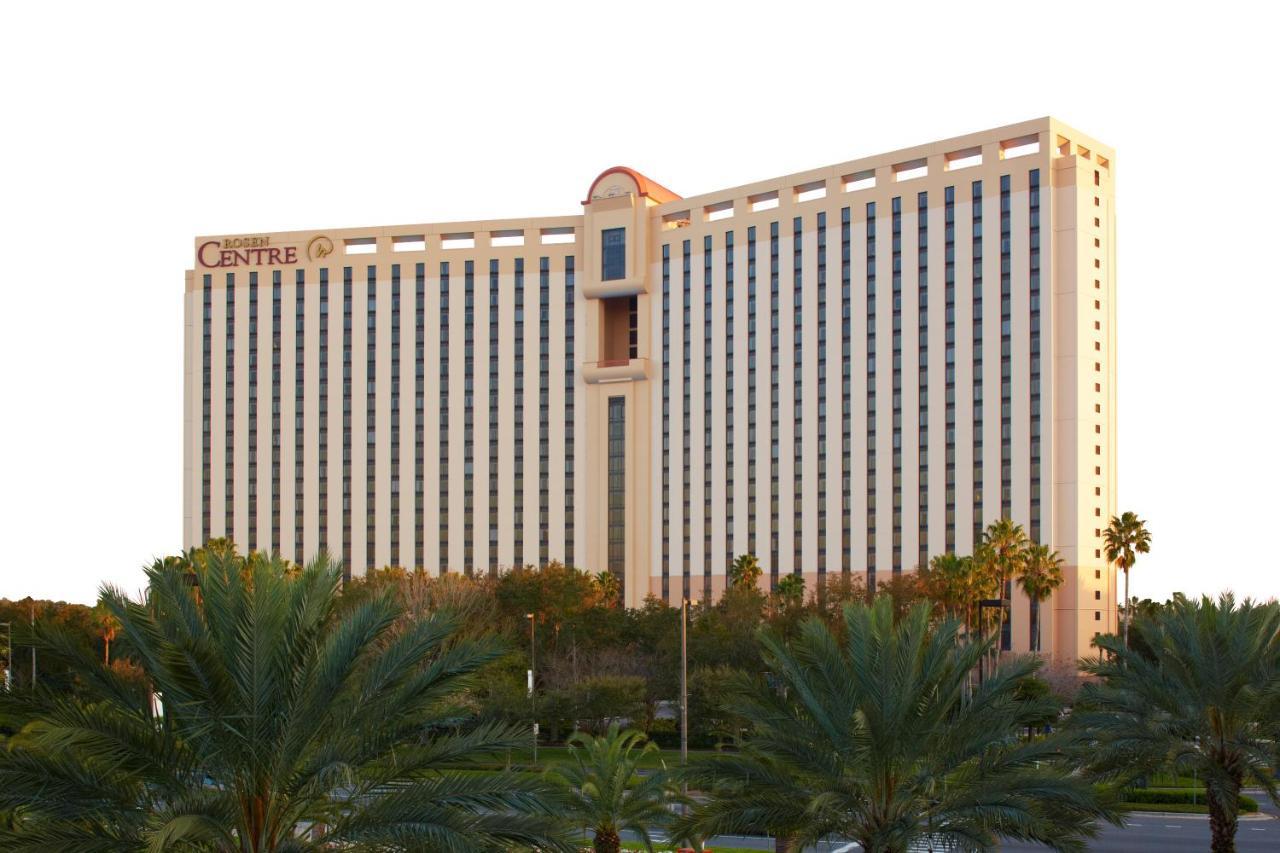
[1121, 566, 1130, 648]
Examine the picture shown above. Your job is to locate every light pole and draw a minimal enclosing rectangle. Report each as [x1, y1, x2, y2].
[526, 612, 537, 766]
[977, 598, 1004, 685]
[680, 597, 697, 767]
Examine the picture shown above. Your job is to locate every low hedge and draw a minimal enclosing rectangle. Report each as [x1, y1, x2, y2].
[1123, 787, 1258, 812]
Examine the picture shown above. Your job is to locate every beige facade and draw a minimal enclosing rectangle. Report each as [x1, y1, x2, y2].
[184, 117, 1117, 661]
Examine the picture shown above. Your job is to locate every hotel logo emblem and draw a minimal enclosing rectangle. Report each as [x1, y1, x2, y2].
[307, 235, 334, 262]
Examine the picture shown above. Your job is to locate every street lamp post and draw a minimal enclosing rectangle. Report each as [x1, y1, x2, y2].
[526, 613, 537, 766]
[977, 598, 1006, 685]
[680, 597, 697, 767]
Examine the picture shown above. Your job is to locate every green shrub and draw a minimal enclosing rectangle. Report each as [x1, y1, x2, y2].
[1123, 788, 1258, 812]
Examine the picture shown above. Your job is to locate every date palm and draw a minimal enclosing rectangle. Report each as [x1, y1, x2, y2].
[1103, 511, 1151, 647]
[1074, 594, 1280, 853]
[545, 722, 678, 853]
[675, 597, 1113, 852]
[1017, 544, 1064, 653]
[0, 548, 571, 852]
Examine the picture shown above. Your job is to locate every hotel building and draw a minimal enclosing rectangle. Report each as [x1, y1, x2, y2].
[184, 117, 1116, 660]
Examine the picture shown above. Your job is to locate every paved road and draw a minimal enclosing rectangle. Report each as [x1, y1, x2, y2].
[630, 807, 1278, 851]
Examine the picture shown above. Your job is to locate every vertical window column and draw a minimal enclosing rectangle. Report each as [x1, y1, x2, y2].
[513, 258, 524, 565]
[971, 182, 984, 544]
[342, 267, 352, 578]
[271, 270, 281, 552]
[944, 188, 957, 554]
[792, 216, 803, 576]
[607, 396, 626, 589]
[248, 272, 258, 551]
[318, 270, 329, 553]
[1029, 168, 1043, 646]
[464, 260, 475, 573]
[682, 239, 692, 600]
[225, 272, 235, 542]
[661, 244, 671, 600]
[865, 204, 878, 590]
[294, 270, 305, 564]
[202, 274, 211, 544]
[565, 256, 576, 566]
[439, 262, 450, 572]
[366, 266, 376, 570]
[489, 260, 500, 574]
[769, 222, 779, 583]
[390, 265, 401, 567]
[703, 235, 713, 601]
[816, 211, 827, 577]
[840, 208, 851, 574]
[415, 263, 425, 569]
[917, 192, 929, 570]
[891, 198, 902, 574]
[724, 231, 735, 572]
[747, 227, 758, 558]
[538, 258, 549, 566]
[1000, 174, 1013, 651]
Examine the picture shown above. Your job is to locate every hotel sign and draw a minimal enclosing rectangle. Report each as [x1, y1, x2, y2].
[197, 234, 337, 268]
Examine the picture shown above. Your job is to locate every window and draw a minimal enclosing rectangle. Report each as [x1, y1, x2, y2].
[1095, 568, 1101, 578]
[1095, 590, 1101, 600]
[602, 228, 626, 280]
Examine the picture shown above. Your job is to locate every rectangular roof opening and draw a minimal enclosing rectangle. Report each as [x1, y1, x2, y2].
[491, 229, 524, 247]
[392, 235, 425, 252]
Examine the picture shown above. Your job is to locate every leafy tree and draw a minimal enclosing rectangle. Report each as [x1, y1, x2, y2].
[686, 664, 752, 748]
[917, 553, 972, 625]
[561, 675, 647, 736]
[1103, 511, 1152, 647]
[545, 722, 679, 853]
[676, 597, 1112, 853]
[728, 553, 763, 591]
[1073, 594, 1280, 853]
[0, 548, 571, 852]
[1018, 544, 1065, 653]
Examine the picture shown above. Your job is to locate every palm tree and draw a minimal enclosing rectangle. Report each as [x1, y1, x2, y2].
[1103, 511, 1152, 647]
[0, 547, 571, 852]
[919, 552, 971, 625]
[1074, 594, 1280, 853]
[981, 518, 1029, 652]
[1018, 544, 1064, 653]
[675, 597, 1113, 852]
[91, 601, 119, 665]
[729, 553, 763, 590]
[594, 570, 621, 608]
[545, 722, 678, 853]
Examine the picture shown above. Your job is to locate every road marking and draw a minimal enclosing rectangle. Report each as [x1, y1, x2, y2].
[1129, 822, 1144, 826]
[1164, 824, 1180, 828]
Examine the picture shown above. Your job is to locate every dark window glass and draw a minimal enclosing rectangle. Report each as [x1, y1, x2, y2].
[602, 228, 626, 281]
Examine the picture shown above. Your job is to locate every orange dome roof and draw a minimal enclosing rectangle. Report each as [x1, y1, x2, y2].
[582, 166, 681, 206]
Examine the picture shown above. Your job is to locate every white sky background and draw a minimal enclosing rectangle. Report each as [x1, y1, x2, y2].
[0, 1, 1276, 605]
